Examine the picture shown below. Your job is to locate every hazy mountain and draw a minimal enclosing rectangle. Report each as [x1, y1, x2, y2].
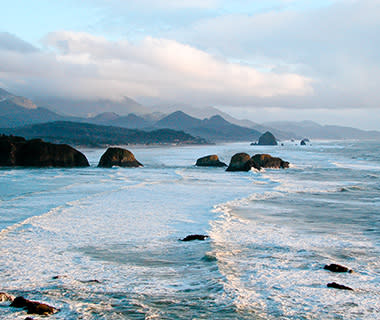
[263, 121, 380, 140]
[0, 88, 37, 109]
[155, 111, 201, 129]
[35, 96, 151, 117]
[0, 98, 67, 128]
[0, 121, 206, 147]
[155, 111, 261, 142]
[153, 105, 293, 140]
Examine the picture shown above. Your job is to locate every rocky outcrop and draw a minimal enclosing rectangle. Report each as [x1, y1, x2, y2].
[226, 153, 252, 172]
[0, 135, 89, 167]
[226, 153, 289, 172]
[195, 155, 227, 167]
[10, 296, 58, 315]
[180, 234, 209, 241]
[324, 264, 353, 273]
[300, 138, 310, 146]
[251, 154, 290, 170]
[327, 282, 353, 291]
[258, 131, 277, 145]
[98, 147, 143, 168]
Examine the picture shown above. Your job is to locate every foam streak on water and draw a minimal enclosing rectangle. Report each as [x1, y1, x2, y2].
[0, 141, 379, 319]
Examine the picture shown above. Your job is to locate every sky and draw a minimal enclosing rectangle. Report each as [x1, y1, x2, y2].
[1, 0, 380, 129]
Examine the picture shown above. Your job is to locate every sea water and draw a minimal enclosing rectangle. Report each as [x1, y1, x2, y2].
[0, 141, 379, 319]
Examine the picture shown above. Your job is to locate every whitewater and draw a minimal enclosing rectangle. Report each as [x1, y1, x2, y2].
[0, 141, 379, 319]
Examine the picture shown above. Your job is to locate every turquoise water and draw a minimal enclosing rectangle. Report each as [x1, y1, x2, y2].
[0, 141, 379, 319]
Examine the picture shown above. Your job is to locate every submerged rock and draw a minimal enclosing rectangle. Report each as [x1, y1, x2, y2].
[324, 264, 353, 273]
[226, 153, 252, 172]
[327, 282, 354, 291]
[180, 234, 209, 241]
[98, 147, 143, 168]
[10, 296, 58, 315]
[195, 155, 226, 167]
[251, 154, 289, 170]
[0, 135, 89, 167]
[257, 131, 277, 146]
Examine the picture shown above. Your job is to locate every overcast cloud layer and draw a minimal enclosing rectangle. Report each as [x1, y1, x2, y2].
[1, 0, 380, 128]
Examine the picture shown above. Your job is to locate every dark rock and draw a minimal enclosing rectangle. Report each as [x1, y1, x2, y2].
[180, 234, 209, 241]
[98, 147, 143, 168]
[258, 131, 278, 145]
[79, 279, 101, 284]
[250, 154, 290, 170]
[327, 282, 353, 291]
[0, 135, 89, 167]
[324, 264, 353, 273]
[195, 155, 227, 167]
[226, 153, 252, 172]
[24, 317, 34, 320]
[300, 138, 310, 146]
[10, 296, 58, 315]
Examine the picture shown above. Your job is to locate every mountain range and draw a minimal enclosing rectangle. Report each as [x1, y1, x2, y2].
[1, 87, 380, 143]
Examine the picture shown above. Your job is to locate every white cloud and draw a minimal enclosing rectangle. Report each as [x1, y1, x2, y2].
[0, 31, 312, 104]
[171, 0, 380, 108]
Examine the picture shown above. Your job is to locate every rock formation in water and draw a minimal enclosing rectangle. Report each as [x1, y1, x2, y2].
[98, 147, 143, 168]
[0, 135, 89, 167]
[195, 155, 227, 167]
[327, 282, 353, 291]
[257, 131, 278, 145]
[250, 154, 290, 170]
[180, 234, 209, 241]
[10, 296, 58, 315]
[226, 153, 252, 172]
[324, 264, 353, 273]
[226, 153, 289, 172]
[300, 138, 310, 146]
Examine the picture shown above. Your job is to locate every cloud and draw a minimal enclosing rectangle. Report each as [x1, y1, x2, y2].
[0, 32, 38, 53]
[0, 31, 312, 105]
[170, 0, 380, 108]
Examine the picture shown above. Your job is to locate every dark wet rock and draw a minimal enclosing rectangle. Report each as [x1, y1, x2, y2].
[258, 131, 277, 146]
[195, 155, 227, 167]
[226, 153, 252, 172]
[250, 154, 289, 170]
[300, 138, 310, 146]
[0, 292, 15, 302]
[24, 317, 34, 320]
[0, 135, 89, 167]
[79, 279, 101, 284]
[324, 264, 353, 273]
[10, 296, 58, 315]
[98, 147, 143, 168]
[180, 234, 209, 241]
[327, 282, 353, 291]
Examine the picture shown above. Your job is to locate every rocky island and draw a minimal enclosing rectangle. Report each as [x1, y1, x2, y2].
[0, 135, 89, 167]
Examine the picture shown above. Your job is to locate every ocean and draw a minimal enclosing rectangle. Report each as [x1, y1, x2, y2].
[0, 141, 379, 319]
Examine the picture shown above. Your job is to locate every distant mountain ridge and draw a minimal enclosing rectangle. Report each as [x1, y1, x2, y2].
[263, 120, 380, 140]
[0, 121, 206, 147]
[1, 87, 380, 142]
[155, 111, 262, 142]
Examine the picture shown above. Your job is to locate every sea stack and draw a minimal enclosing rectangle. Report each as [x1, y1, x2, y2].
[250, 154, 289, 170]
[195, 155, 227, 167]
[226, 153, 252, 172]
[98, 147, 143, 168]
[226, 153, 290, 172]
[258, 131, 278, 145]
[0, 135, 89, 167]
